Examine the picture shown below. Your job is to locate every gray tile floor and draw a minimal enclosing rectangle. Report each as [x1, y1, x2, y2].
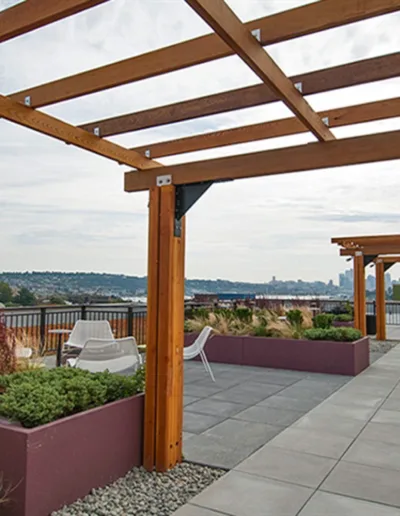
[177, 344, 400, 516]
[183, 361, 351, 469]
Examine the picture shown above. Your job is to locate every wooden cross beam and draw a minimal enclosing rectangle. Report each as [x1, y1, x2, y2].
[185, 0, 334, 141]
[340, 244, 400, 256]
[333, 235, 400, 247]
[131, 97, 400, 158]
[8, 0, 399, 108]
[125, 130, 400, 192]
[374, 255, 400, 263]
[0, 0, 110, 43]
[0, 94, 161, 171]
[80, 53, 399, 137]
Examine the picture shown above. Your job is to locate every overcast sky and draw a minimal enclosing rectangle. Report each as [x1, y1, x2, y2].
[0, 0, 399, 283]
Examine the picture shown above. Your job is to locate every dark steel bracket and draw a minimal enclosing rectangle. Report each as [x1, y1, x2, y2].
[363, 255, 376, 267]
[174, 181, 213, 236]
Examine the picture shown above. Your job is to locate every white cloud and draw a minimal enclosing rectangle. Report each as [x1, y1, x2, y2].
[0, 0, 399, 283]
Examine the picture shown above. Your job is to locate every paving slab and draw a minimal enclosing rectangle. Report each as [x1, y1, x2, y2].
[381, 397, 400, 411]
[185, 399, 247, 418]
[184, 395, 201, 407]
[236, 445, 336, 488]
[184, 384, 225, 398]
[276, 384, 336, 401]
[233, 405, 304, 426]
[248, 370, 306, 386]
[359, 421, 400, 446]
[174, 506, 222, 516]
[292, 413, 366, 438]
[190, 470, 313, 516]
[257, 394, 322, 412]
[298, 491, 400, 516]
[327, 391, 384, 410]
[183, 412, 225, 434]
[322, 460, 400, 508]
[343, 438, 400, 472]
[372, 408, 400, 425]
[210, 381, 284, 404]
[310, 401, 376, 421]
[269, 427, 354, 459]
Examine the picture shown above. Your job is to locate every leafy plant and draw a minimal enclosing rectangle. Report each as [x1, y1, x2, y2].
[303, 327, 362, 342]
[286, 309, 303, 327]
[0, 367, 145, 428]
[333, 313, 353, 323]
[313, 313, 335, 329]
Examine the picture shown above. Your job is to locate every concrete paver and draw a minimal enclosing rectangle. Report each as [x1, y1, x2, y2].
[343, 438, 400, 472]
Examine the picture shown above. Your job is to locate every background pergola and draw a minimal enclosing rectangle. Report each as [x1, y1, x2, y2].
[332, 235, 400, 339]
[1, 0, 400, 472]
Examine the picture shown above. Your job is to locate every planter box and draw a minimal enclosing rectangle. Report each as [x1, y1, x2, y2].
[0, 394, 144, 516]
[185, 334, 369, 376]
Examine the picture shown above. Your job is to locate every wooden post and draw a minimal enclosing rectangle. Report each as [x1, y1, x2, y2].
[376, 259, 386, 341]
[353, 252, 366, 335]
[144, 185, 185, 472]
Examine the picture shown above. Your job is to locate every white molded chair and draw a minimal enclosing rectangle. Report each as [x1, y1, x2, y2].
[64, 320, 114, 350]
[184, 326, 215, 382]
[67, 337, 141, 374]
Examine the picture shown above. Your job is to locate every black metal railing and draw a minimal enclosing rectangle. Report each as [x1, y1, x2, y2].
[2, 304, 147, 353]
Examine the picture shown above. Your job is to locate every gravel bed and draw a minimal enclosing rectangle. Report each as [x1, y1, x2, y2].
[370, 339, 399, 354]
[52, 463, 225, 516]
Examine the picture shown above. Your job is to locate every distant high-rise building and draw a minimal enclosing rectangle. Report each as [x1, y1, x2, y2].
[385, 273, 392, 288]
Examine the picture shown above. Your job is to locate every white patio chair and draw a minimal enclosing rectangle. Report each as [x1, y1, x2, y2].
[67, 337, 141, 374]
[184, 326, 215, 382]
[64, 320, 114, 350]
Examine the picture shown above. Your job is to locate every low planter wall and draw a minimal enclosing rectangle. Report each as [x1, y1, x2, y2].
[0, 394, 144, 516]
[185, 334, 369, 376]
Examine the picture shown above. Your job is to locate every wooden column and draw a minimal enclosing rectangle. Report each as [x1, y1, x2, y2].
[144, 184, 185, 472]
[375, 259, 386, 341]
[353, 252, 366, 335]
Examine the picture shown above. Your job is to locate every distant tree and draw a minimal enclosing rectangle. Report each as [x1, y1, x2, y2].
[48, 295, 66, 305]
[13, 287, 37, 306]
[0, 282, 13, 304]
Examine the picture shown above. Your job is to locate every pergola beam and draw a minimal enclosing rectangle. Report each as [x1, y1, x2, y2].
[333, 234, 400, 246]
[132, 97, 400, 158]
[184, 0, 334, 141]
[0, 0, 110, 43]
[8, 0, 400, 107]
[0, 94, 161, 171]
[81, 53, 399, 137]
[125, 130, 400, 192]
[340, 245, 400, 256]
[374, 255, 400, 263]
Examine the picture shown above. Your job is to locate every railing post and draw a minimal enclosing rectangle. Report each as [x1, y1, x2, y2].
[81, 305, 87, 320]
[127, 306, 133, 337]
[39, 307, 46, 353]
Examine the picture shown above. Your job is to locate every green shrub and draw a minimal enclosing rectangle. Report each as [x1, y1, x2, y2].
[333, 313, 353, 322]
[286, 309, 303, 327]
[303, 327, 362, 342]
[234, 306, 253, 323]
[313, 313, 335, 329]
[0, 366, 145, 428]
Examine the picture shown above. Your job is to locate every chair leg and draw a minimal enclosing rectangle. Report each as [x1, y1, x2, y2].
[200, 350, 215, 382]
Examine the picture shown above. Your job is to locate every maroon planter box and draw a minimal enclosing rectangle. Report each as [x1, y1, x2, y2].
[0, 394, 144, 516]
[184, 334, 369, 376]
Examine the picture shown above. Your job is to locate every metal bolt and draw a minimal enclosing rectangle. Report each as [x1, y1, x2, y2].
[322, 117, 329, 126]
[251, 28, 261, 42]
[24, 96, 31, 106]
[294, 82, 303, 93]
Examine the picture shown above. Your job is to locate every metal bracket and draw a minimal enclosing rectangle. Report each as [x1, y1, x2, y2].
[355, 251, 363, 257]
[94, 127, 100, 137]
[156, 175, 172, 187]
[24, 96, 31, 106]
[363, 255, 376, 267]
[294, 82, 303, 93]
[251, 28, 261, 42]
[174, 181, 213, 236]
[322, 117, 329, 126]
[384, 262, 395, 272]
[145, 149, 151, 158]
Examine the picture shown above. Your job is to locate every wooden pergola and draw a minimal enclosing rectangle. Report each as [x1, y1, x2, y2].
[2, 0, 400, 472]
[332, 236, 400, 338]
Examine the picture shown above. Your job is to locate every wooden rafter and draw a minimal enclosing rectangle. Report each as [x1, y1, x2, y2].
[0, 94, 161, 171]
[332, 235, 400, 247]
[81, 53, 399, 137]
[340, 245, 400, 256]
[8, 0, 400, 108]
[374, 255, 400, 263]
[132, 97, 400, 158]
[125, 130, 400, 192]
[185, 0, 334, 141]
[0, 0, 110, 43]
